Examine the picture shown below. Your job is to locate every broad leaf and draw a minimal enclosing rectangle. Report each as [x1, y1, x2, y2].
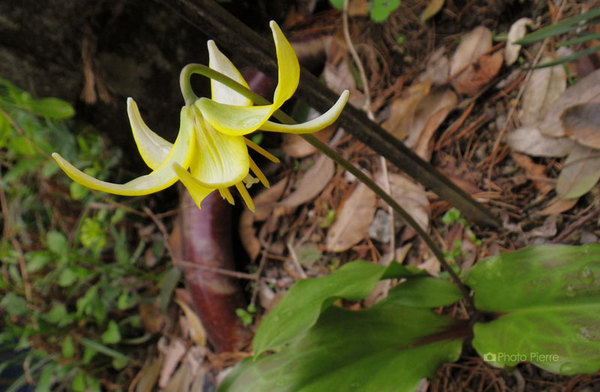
[466, 244, 600, 375]
[253, 260, 425, 355]
[386, 276, 462, 308]
[220, 302, 465, 392]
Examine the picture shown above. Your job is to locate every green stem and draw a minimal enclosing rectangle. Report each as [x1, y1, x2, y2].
[179, 64, 200, 105]
[182, 64, 474, 311]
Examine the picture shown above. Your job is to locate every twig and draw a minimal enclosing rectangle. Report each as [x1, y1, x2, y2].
[551, 202, 600, 244]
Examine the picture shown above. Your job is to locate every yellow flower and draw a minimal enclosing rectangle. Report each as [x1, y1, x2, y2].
[52, 21, 348, 211]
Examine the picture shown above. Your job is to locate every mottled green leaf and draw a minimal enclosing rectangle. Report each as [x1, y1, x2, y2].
[253, 260, 425, 356]
[466, 244, 600, 375]
[220, 302, 464, 392]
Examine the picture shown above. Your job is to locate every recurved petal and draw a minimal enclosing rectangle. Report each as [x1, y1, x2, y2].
[197, 21, 300, 136]
[260, 90, 349, 134]
[189, 110, 250, 187]
[51, 107, 195, 195]
[173, 163, 214, 209]
[208, 41, 252, 106]
[128, 98, 173, 170]
[270, 20, 300, 109]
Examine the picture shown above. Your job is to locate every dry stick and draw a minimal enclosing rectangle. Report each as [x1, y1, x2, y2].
[165, 0, 498, 228]
[551, 203, 600, 244]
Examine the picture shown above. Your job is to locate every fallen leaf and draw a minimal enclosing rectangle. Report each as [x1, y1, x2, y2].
[452, 50, 504, 95]
[135, 357, 162, 392]
[405, 88, 457, 160]
[450, 26, 502, 95]
[176, 299, 207, 347]
[504, 126, 574, 157]
[384, 173, 430, 233]
[519, 56, 567, 125]
[556, 144, 600, 199]
[282, 126, 335, 158]
[421, 0, 445, 21]
[278, 155, 335, 208]
[450, 26, 492, 77]
[511, 152, 553, 194]
[159, 338, 186, 388]
[505, 18, 534, 66]
[382, 81, 431, 140]
[539, 68, 600, 137]
[326, 182, 376, 252]
[239, 179, 288, 260]
[562, 102, 600, 149]
[537, 196, 579, 216]
[418, 47, 450, 86]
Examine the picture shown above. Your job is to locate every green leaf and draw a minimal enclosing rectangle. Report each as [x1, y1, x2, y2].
[25, 250, 53, 273]
[0, 292, 29, 317]
[58, 267, 78, 287]
[43, 303, 68, 325]
[101, 320, 121, 344]
[28, 97, 75, 119]
[72, 370, 86, 392]
[253, 260, 422, 356]
[61, 335, 75, 359]
[220, 302, 464, 392]
[370, 0, 401, 23]
[386, 276, 462, 308]
[46, 231, 68, 254]
[329, 0, 344, 10]
[466, 244, 600, 375]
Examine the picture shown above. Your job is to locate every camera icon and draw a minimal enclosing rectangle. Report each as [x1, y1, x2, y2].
[483, 352, 497, 362]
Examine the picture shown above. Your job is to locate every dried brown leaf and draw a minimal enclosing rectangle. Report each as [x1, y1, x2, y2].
[452, 50, 504, 95]
[562, 102, 600, 149]
[511, 152, 553, 194]
[537, 196, 579, 216]
[556, 144, 600, 199]
[421, 0, 445, 21]
[135, 358, 162, 392]
[505, 126, 574, 157]
[239, 179, 288, 260]
[519, 56, 566, 126]
[386, 173, 430, 232]
[405, 88, 457, 160]
[450, 26, 492, 76]
[539, 68, 600, 137]
[418, 47, 450, 86]
[159, 338, 186, 388]
[381, 81, 431, 139]
[278, 155, 335, 208]
[326, 182, 376, 252]
[505, 18, 534, 66]
[176, 299, 207, 347]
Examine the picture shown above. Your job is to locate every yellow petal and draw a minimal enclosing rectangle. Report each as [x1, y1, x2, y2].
[208, 41, 252, 106]
[260, 90, 349, 134]
[173, 163, 214, 209]
[189, 107, 250, 187]
[197, 21, 300, 136]
[270, 20, 300, 109]
[128, 98, 173, 170]
[195, 99, 273, 136]
[52, 107, 196, 195]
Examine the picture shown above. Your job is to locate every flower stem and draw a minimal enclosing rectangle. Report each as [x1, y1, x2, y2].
[179, 64, 200, 105]
[183, 64, 475, 312]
